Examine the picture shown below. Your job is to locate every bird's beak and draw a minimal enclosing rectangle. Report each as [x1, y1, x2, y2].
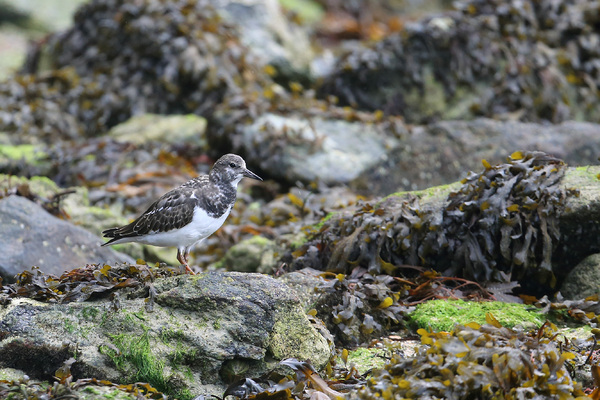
[243, 168, 263, 181]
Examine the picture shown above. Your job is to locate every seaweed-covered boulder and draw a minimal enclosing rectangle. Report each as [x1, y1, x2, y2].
[0, 269, 331, 398]
[0, 195, 133, 281]
[288, 153, 600, 294]
[351, 323, 586, 399]
[319, 0, 600, 123]
[4, 0, 276, 139]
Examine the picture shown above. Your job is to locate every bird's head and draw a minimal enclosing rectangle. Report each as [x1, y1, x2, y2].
[211, 154, 262, 185]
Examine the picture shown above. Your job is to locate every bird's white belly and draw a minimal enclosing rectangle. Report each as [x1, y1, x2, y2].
[135, 206, 232, 248]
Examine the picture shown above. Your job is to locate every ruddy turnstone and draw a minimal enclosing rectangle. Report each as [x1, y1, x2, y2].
[102, 154, 262, 273]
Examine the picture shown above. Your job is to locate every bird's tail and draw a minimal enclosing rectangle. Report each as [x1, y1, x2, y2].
[101, 227, 119, 246]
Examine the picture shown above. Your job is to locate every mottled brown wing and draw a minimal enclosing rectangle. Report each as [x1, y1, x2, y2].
[102, 185, 198, 243]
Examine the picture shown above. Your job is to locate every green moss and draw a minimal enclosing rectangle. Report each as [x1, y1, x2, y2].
[0, 174, 58, 198]
[0, 144, 40, 161]
[345, 347, 386, 374]
[279, 0, 324, 24]
[64, 319, 76, 334]
[102, 329, 170, 394]
[311, 212, 334, 232]
[565, 165, 600, 182]
[82, 386, 101, 395]
[408, 299, 546, 332]
[80, 306, 99, 321]
[381, 181, 461, 204]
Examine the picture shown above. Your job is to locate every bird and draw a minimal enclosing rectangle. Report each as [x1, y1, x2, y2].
[101, 153, 262, 274]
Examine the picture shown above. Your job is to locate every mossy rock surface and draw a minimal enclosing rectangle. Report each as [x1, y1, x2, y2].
[0, 272, 331, 398]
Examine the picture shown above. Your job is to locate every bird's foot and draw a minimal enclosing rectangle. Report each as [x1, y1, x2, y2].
[177, 249, 195, 275]
[183, 263, 195, 275]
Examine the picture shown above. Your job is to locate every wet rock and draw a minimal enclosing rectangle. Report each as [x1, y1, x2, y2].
[0, 195, 133, 281]
[0, 174, 134, 252]
[216, 0, 313, 78]
[1, 0, 87, 32]
[108, 114, 208, 148]
[353, 119, 600, 194]
[0, 272, 331, 397]
[560, 253, 600, 300]
[214, 235, 280, 274]
[234, 112, 402, 185]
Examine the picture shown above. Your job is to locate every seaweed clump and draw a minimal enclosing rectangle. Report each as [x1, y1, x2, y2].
[0, 263, 182, 308]
[287, 152, 579, 343]
[292, 152, 576, 288]
[430, 151, 578, 287]
[0, 0, 271, 139]
[319, 0, 600, 123]
[353, 322, 588, 399]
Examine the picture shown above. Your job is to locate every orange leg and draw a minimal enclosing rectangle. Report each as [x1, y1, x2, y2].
[177, 249, 195, 275]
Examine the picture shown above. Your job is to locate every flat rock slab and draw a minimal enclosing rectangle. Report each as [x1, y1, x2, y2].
[0, 271, 331, 397]
[355, 119, 600, 194]
[0, 195, 133, 281]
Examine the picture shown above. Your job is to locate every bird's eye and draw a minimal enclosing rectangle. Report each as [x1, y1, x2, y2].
[229, 162, 237, 168]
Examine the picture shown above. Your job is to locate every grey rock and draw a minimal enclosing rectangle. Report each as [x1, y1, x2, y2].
[353, 119, 600, 194]
[216, 235, 280, 274]
[0, 195, 133, 281]
[278, 269, 324, 312]
[0, 272, 332, 396]
[560, 253, 600, 300]
[238, 113, 401, 185]
[2, 0, 87, 31]
[217, 0, 313, 77]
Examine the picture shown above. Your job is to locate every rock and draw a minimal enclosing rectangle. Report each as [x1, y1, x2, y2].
[0, 195, 133, 281]
[216, 0, 314, 78]
[0, 272, 332, 397]
[236, 112, 401, 185]
[108, 114, 208, 148]
[1, 0, 87, 32]
[560, 254, 600, 300]
[352, 119, 600, 194]
[560, 253, 600, 300]
[215, 235, 280, 274]
[0, 367, 25, 381]
[278, 269, 324, 311]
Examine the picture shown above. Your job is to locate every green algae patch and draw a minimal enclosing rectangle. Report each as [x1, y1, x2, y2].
[381, 181, 461, 204]
[100, 329, 194, 399]
[269, 308, 331, 370]
[408, 299, 545, 332]
[0, 144, 39, 161]
[346, 347, 386, 375]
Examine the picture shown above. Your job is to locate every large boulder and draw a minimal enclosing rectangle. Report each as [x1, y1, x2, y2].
[318, 0, 600, 124]
[0, 195, 133, 281]
[230, 112, 402, 185]
[0, 271, 331, 397]
[287, 156, 600, 296]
